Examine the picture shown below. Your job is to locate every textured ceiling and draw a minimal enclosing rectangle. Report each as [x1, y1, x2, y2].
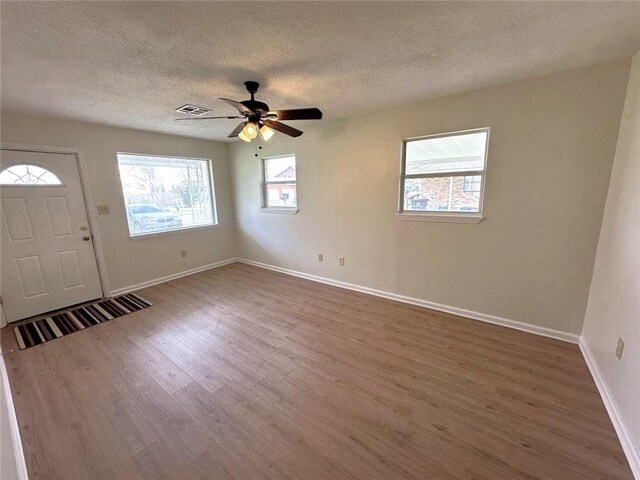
[2, 1, 639, 142]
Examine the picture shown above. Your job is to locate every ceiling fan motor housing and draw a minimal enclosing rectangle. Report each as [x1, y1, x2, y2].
[241, 100, 270, 115]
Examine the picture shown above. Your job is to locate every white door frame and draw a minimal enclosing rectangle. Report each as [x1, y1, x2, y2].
[1, 142, 110, 299]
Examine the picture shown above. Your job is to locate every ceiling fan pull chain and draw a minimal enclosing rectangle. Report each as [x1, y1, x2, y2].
[254, 137, 264, 157]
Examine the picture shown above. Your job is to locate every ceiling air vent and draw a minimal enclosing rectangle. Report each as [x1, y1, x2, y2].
[175, 104, 211, 116]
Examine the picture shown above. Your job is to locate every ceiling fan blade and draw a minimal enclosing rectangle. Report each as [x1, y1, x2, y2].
[263, 120, 303, 138]
[228, 122, 246, 138]
[268, 108, 323, 121]
[175, 116, 243, 121]
[220, 98, 254, 115]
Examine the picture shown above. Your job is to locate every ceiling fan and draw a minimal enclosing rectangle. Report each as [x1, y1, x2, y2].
[175, 81, 323, 142]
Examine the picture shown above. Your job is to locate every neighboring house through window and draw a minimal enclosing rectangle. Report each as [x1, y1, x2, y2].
[262, 155, 297, 209]
[399, 128, 489, 215]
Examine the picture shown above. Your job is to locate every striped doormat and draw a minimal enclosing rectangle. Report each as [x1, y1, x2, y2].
[12, 293, 152, 350]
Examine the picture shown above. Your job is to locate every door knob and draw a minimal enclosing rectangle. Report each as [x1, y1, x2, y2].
[82, 235, 91, 241]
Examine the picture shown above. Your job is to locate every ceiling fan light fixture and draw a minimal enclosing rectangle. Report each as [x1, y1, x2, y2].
[260, 125, 275, 141]
[242, 122, 258, 140]
[238, 130, 252, 142]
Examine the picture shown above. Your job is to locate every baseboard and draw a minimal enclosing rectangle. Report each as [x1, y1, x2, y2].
[0, 352, 29, 480]
[236, 258, 580, 344]
[111, 255, 579, 343]
[579, 338, 640, 479]
[109, 258, 237, 296]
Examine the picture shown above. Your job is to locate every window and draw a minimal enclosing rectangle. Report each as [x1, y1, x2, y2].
[0, 164, 62, 185]
[262, 155, 297, 209]
[463, 175, 482, 192]
[400, 128, 489, 215]
[117, 153, 217, 236]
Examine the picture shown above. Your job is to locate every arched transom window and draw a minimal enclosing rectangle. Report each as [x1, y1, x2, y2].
[0, 164, 62, 186]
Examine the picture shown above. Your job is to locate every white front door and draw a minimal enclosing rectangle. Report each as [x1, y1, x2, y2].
[1, 150, 103, 322]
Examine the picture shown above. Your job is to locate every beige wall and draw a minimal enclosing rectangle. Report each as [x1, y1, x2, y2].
[229, 60, 631, 335]
[583, 52, 640, 457]
[0, 112, 236, 292]
[0, 60, 632, 336]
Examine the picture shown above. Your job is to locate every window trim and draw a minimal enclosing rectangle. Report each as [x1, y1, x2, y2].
[396, 212, 484, 224]
[463, 175, 482, 193]
[398, 127, 490, 219]
[127, 223, 219, 240]
[261, 154, 297, 211]
[116, 152, 219, 239]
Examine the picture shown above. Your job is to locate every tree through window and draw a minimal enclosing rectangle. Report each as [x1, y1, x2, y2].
[116, 153, 217, 236]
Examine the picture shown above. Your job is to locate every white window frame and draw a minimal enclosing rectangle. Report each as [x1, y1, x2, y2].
[116, 152, 219, 239]
[261, 154, 298, 214]
[398, 127, 490, 223]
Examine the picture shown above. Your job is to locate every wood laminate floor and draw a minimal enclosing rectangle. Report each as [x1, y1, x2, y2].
[1, 263, 633, 479]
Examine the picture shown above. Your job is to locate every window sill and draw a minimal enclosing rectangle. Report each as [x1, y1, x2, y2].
[261, 208, 299, 215]
[396, 213, 484, 224]
[128, 224, 219, 240]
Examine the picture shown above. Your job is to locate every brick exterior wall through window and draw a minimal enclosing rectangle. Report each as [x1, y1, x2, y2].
[406, 176, 480, 212]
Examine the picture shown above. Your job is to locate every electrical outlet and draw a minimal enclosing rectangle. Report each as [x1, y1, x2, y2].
[338, 256, 345, 266]
[318, 254, 323, 262]
[180, 250, 187, 258]
[615, 337, 624, 360]
[96, 205, 110, 215]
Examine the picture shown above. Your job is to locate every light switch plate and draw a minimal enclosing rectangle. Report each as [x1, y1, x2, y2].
[96, 205, 111, 215]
